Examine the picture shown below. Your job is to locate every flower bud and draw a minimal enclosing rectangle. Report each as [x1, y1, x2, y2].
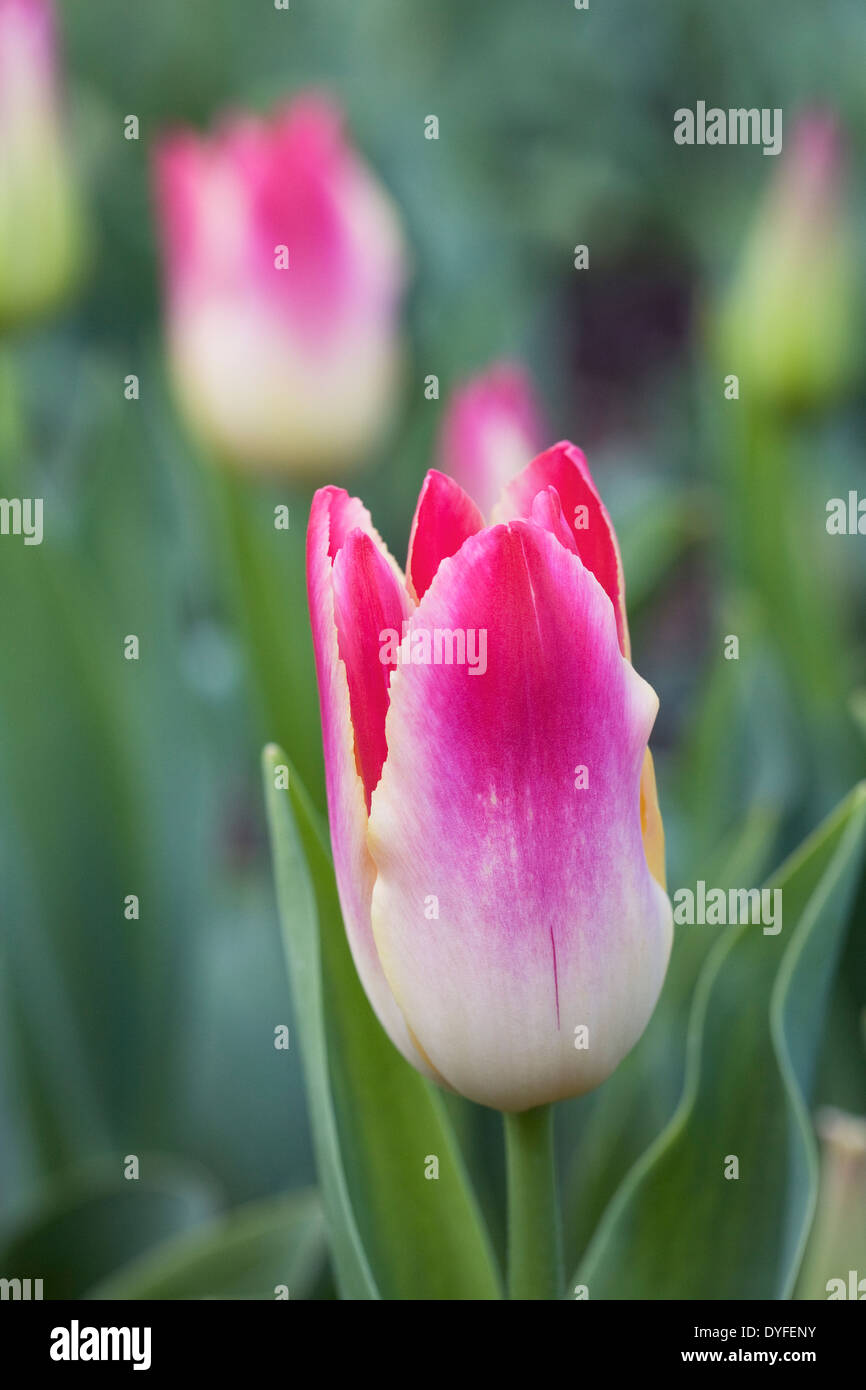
[716, 112, 855, 411]
[0, 0, 83, 329]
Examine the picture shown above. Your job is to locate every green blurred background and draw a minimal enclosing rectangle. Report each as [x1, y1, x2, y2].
[0, 0, 864, 1298]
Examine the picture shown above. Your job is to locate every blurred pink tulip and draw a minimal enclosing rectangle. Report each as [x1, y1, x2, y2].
[154, 94, 408, 474]
[437, 363, 544, 518]
[307, 441, 671, 1111]
[0, 0, 83, 328]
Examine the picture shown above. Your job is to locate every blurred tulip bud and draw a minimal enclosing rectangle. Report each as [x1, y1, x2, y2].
[716, 112, 855, 411]
[154, 94, 408, 475]
[797, 1107, 866, 1300]
[308, 442, 671, 1111]
[437, 363, 544, 519]
[0, 0, 84, 330]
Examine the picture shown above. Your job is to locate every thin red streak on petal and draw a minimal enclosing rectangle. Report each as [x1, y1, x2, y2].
[550, 926, 560, 1031]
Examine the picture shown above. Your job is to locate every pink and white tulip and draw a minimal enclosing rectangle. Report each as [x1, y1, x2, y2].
[437, 363, 544, 520]
[308, 441, 672, 1112]
[0, 0, 83, 328]
[154, 94, 408, 473]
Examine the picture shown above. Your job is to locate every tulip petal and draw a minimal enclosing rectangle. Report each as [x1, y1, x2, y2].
[406, 469, 485, 602]
[307, 488, 436, 1077]
[529, 485, 579, 556]
[501, 451, 665, 886]
[640, 748, 667, 891]
[493, 442, 630, 657]
[367, 519, 672, 1111]
[332, 527, 412, 808]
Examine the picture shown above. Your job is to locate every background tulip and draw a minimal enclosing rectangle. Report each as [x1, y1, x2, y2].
[154, 93, 408, 474]
[308, 442, 672, 1113]
[437, 362, 545, 518]
[796, 1107, 866, 1300]
[0, 0, 83, 329]
[716, 111, 855, 412]
[710, 110, 860, 815]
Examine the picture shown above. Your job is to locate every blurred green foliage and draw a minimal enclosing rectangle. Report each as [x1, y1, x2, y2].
[0, 0, 864, 1296]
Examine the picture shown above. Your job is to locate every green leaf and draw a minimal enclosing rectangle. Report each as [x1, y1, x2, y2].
[262, 745, 502, 1300]
[560, 798, 782, 1271]
[572, 782, 866, 1299]
[0, 1159, 220, 1300]
[87, 1189, 326, 1300]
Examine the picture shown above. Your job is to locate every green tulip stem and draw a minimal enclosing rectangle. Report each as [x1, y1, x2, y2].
[504, 1104, 562, 1300]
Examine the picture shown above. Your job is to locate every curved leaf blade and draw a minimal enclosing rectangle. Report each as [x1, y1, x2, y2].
[263, 746, 502, 1301]
[0, 1159, 220, 1300]
[87, 1189, 326, 1301]
[573, 783, 866, 1299]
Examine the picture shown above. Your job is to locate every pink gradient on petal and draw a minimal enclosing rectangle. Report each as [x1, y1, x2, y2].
[368, 519, 670, 1110]
[222, 98, 349, 329]
[332, 528, 412, 808]
[153, 91, 406, 346]
[437, 363, 545, 519]
[493, 442, 630, 657]
[0, 0, 57, 112]
[306, 489, 437, 1078]
[777, 110, 842, 230]
[406, 469, 485, 602]
[0, 0, 55, 64]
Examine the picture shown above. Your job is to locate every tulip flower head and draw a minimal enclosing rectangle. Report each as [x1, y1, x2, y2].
[308, 442, 672, 1112]
[0, 0, 83, 329]
[154, 94, 408, 474]
[437, 363, 545, 519]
